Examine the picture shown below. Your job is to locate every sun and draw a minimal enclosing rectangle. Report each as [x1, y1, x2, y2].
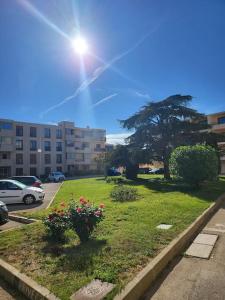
[72, 36, 89, 55]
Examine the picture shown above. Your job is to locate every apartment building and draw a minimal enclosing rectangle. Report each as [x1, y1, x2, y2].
[0, 119, 106, 178]
[207, 111, 225, 174]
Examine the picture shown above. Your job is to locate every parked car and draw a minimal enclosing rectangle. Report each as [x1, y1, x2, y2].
[0, 201, 8, 225]
[138, 167, 151, 174]
[0, 179, 45, 205]
[10, 176, 42, 188]
[149, 168, 164, 174]
[107, 168, 121, 176]
[48, 172, 66, 182]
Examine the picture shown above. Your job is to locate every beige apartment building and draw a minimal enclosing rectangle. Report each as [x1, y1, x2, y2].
[0, 119, 106, 178]
[208, 111, 225, 174]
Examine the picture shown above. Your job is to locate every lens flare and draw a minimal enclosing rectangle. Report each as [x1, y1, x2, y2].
[72, 36, 89, 55]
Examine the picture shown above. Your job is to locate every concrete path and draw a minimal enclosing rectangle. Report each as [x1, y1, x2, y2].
[6, 182, 62, 214]
[144, 201, 225, 300]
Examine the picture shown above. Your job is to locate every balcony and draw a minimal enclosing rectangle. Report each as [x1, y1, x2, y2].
[211, 123, 225, 132]
[0, 144, 13, 152]
[94, 148, 105, 152]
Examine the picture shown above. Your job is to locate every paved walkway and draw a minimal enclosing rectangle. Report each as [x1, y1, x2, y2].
[144, 201, 225, 300]
[7, 182, 62, 214]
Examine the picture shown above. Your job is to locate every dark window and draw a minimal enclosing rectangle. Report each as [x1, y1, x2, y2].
[82, 142, 89, 149]
[16, 168, 23, 176]
[0, 122, 13, 130]
[16, 153, 23, 164]
[66, 140, 74, 147]
[44, 141, 51, 151]
[65, 128, 74, 135]
[30, 127, 37, 137]
[2, 153, 10, 159]
[16, 140, 23, 150]
[30, 140, 37, 151]
[56, 129, 62, 139]
[56, 142, 62, 151]
[56, 166, 62, 172]
[56, 154, 62, 164]
[30, 168, 37, 176]
[16, 126, 23, 136]
[44, 128, 51, 138]
[30, 153, 37, 164]
[218, 117, 225, 124]
[7, 182, 21, 190]
[45, 167, 51, 175]
[45, 154, 51, 164]
[0, 182, 7, 190]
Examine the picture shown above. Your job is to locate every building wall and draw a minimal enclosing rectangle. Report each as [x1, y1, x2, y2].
[0, 119, 106, 178]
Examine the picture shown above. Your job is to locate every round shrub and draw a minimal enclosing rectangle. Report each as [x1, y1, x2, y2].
[110, 185, 139, 202]
[169, 144, 218, 187]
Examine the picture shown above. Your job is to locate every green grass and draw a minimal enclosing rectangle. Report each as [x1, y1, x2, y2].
[1, 175, 225, 300]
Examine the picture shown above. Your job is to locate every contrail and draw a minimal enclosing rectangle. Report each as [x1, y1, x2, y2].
[41, 31, 153, 117]
[92, 93, 118, 108]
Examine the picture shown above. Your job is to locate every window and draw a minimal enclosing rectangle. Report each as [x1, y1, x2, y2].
[30, 127, 37, 137]
[56, 154, 62, 164]
[66, 153, 75, 160]
[0, 122, 13, 130]
[45, 167, 51, 175]
[44, 128, 51, 138]
[45, 154, 51, 164]
[0, 136, 13, 145]
[56, 166, 62, 172]
[74, 153, 84, 162]
[16, 126, 23, 136]
[16, 140, 23, 150]
[44, 141, 51, 151]
[30, 140, 37, 151]
[56, 129, 62, 139]
[56, 142, 62, 151]
[218, 116, 225, 124]
[0, 182, 7, 190]
[30, 167, 37, 176]
[82, 142, 89, 149]
[16, 168, 23, 176]
[66, 140, 74, 147]
[16, 153, 23, 164]
[65, 128, 74, 135]
[1, 153, 10, 159]
[30, 153, 37, 164]
[7, 182, 21, 190]
[83, 131, 93, 138]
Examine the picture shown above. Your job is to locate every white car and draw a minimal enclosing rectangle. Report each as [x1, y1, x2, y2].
[48, 172, 65, 182]
[0, 179, 45, 205]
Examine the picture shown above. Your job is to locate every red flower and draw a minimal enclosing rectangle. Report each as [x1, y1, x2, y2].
[80, 196, 88, 205]
[99, 203, 105, 209]
[76, 207, 82, 213]
[95, 210, 101, 216]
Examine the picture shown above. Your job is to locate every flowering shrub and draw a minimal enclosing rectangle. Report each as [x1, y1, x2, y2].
[43, 202, 71, 241]
[69, 197, 104, 243]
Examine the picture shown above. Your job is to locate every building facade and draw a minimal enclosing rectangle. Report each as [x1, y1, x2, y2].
[0, 119, 106, 178]
[207, 111, 225, 174]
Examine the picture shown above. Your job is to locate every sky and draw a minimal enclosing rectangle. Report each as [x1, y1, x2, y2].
[0, 0, 225, 144]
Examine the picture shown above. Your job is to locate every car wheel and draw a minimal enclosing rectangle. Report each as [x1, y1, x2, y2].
[23, 195, 35, 205]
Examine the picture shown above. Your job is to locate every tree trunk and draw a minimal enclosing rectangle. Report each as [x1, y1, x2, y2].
[125, 164, 138, 180]
[163, 159, 171, 180]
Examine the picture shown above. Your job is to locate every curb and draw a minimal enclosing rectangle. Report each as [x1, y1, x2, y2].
[0, 259, 59, 300]
[46, 182, 63, 209]
[114, 193, 225, 300]
[8, 214, 37, 224]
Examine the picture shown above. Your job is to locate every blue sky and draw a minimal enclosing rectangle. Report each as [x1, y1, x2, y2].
[1, 0, 225, 144]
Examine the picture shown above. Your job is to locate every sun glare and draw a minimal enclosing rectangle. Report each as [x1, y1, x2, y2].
[72, 36, 89, 55]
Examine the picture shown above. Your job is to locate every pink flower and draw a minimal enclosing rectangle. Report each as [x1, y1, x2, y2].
[76, 207, 82, 213]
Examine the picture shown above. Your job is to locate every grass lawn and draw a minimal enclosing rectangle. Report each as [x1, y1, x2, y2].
[1, 175, 225, 299]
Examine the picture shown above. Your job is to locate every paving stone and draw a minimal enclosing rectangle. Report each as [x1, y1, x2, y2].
[193, 233, 218, 246]
[70, 279, 114, 300]
[185, 243, 213, 259]
[156, 224, 172, 230]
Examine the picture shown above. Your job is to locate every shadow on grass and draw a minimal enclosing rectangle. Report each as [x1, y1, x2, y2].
[112, 176, 225, 203]
[42, 235, 107, 272]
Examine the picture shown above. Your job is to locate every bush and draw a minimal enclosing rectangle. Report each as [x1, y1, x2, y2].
[69, 197, 105, 243]
[110, 185, 139, 202]
[43, 202, 71, 241]
[105, 176, 126, 184]
[169, 144, 218, 187]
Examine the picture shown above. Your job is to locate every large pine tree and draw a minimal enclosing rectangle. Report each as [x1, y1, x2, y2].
[121, 94, 209, 179]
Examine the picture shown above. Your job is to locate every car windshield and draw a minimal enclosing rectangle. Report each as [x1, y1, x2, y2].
[12, 180, 26, 189]
[54, 172, 62, 175]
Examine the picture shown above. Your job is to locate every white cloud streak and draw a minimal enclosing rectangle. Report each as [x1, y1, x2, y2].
[92, 93, 118, 108]
[40, 32, 153, 117]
